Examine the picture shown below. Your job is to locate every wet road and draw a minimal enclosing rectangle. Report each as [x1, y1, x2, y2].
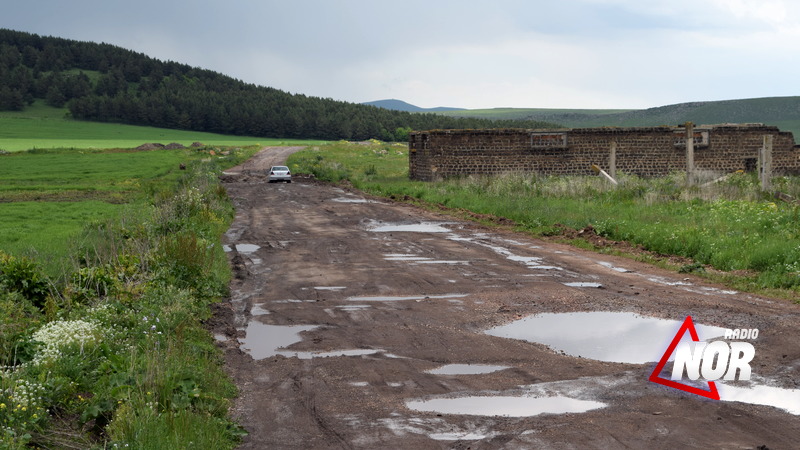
[216, 147, 800, 449]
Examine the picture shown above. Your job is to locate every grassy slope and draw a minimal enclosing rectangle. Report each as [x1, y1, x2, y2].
[439, 97, 800, 142]
[0, 101, 324, 152]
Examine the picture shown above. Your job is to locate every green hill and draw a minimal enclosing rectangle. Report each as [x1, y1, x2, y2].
[0, 29, 557, 143]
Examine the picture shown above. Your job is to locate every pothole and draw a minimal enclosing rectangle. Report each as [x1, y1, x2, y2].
[369, 222, 452, 233]
[485, 311, 727, 364]
[226, 243, 260, 253]
[331, 197, 371, 203]
[347, 294, 468, 302]
[238, 322, 318, 360]
[563, 282, 603, 288]
[426, 364, 510, 375]
[718, 383, 800, 415]
[405, 395, 606, 417]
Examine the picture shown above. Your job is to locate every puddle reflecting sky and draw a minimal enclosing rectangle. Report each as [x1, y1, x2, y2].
[347, 294, 468, 302]
[406, 395, 606, 417]
[239, 322, 318, 360]
[427, 364, 510, 375]
[719, 383, 800, 415]
[485, 311, 728, 364]
[563, 282, 603, 288]
[370, 223, 452, 233]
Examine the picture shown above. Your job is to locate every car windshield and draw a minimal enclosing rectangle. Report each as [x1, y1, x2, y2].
[272, 166, 289, 171]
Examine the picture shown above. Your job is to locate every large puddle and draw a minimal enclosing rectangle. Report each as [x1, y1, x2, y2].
[427, 364, 510, 375]
[239, 322, 318, 360]
[239, 322, 383, 360]
[347, 294, 468, 302]
[370, 222, 452, 233]
[485, 311, 728, 364]
[406, 395, 606, 417]
[719, 383, 800, 415]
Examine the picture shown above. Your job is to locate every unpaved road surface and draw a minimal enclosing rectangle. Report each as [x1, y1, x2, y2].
[216, 147, 800, 449]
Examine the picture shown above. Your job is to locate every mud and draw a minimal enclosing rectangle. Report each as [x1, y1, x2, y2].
[215, 147, 800, 449]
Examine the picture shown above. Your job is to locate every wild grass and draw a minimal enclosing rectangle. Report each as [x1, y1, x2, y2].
[288, 141, 800, 297]
[1, 147, 259, 448]
[0, 146, 257, 277]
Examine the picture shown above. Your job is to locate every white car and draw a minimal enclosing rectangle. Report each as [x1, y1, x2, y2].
[268, 166, 292, 183]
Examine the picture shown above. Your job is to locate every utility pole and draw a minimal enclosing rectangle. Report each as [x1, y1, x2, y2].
[609, 140, 617, 179]
[760, 134, 773, 191]
[685, 122, 695, 186]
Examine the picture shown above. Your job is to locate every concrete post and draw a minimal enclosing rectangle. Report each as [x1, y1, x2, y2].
[685, 122, 695, 186]
[609, 140, 617, 179]
[760, 134, 773, 191]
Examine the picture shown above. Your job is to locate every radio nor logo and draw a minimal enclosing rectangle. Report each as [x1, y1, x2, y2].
[649, 316, 757, 400]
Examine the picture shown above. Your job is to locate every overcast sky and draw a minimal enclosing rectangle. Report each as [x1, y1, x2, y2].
[2, 0, 798, 109]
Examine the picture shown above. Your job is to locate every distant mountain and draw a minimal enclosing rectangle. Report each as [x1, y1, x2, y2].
[363, 99, 463, 113]
[439, 97, 800, 142]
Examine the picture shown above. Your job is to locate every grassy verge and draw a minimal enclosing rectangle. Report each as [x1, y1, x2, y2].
[288, 141, 800, 300]
[1, 148, 259, 448]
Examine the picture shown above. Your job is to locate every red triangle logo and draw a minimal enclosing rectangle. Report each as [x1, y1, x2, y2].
[648, 315, 720, 400]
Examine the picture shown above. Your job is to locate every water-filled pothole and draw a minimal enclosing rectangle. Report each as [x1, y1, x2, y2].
[224, 243, 260, 253]
[563, 282, 603, 288]
[331, 197, 370, 203]
[347, 294, 468, 302]
[427, 364, 510, 375]
[239, 322, 383, 360]
[719, 383, 800, 415]
[485, 311, 727, 364]
[250, 304, 271, 316]
[370, 223, 452, 233]
[239, 322, 318, 360]
[406, 395, 606, 417]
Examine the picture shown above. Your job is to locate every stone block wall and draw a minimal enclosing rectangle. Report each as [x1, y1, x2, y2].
[408, 125, 800, 181]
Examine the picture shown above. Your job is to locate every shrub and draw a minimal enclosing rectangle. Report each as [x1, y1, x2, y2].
[0, 252, 49, 308]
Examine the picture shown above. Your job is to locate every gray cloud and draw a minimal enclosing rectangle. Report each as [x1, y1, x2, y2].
[2, 0, 798, 109]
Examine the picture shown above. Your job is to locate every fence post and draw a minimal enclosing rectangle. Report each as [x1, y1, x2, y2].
[760, 134, 773, 191]
[685, 122, 695, 186]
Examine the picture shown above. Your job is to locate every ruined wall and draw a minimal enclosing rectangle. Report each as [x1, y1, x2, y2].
[408, 125, 800, 181]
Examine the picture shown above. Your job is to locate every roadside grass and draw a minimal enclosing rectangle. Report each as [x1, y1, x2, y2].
[0, 101, 325, 152]
[0, 145, 258, 277]
[1, 147, 261, 448]
[288, 141, 800, 299]
[0, 201, 128, 274]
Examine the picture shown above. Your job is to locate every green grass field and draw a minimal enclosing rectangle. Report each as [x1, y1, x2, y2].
[0, 101, 324, 152]
[0, 145, 261, 276]
[1, 134, 263, 448]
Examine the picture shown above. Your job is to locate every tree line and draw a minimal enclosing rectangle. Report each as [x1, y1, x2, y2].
[0, 29, 559, 141]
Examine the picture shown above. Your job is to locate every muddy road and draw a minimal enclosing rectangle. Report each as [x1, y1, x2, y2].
[216, 147, 800, 449]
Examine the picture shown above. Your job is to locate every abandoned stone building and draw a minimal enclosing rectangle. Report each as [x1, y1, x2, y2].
[408, 124, 800, 181]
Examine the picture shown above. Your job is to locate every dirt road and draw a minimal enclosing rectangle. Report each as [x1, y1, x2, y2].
[216, 147, 800, 449]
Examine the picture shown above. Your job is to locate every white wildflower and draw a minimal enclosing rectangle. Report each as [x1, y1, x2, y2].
[31, 319, 101, 364]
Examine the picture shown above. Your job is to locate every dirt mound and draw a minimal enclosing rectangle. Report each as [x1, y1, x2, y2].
[135, 143, 166, 150]
[165, 142, 186, 149]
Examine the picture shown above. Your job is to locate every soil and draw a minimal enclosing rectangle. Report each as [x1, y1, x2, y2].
[215, 147, 800, 449]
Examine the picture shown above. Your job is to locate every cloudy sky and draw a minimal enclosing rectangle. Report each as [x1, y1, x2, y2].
[2, 0, 798, 109]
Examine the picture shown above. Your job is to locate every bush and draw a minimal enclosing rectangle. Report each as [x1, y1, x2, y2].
[0, 252, 49, 308]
